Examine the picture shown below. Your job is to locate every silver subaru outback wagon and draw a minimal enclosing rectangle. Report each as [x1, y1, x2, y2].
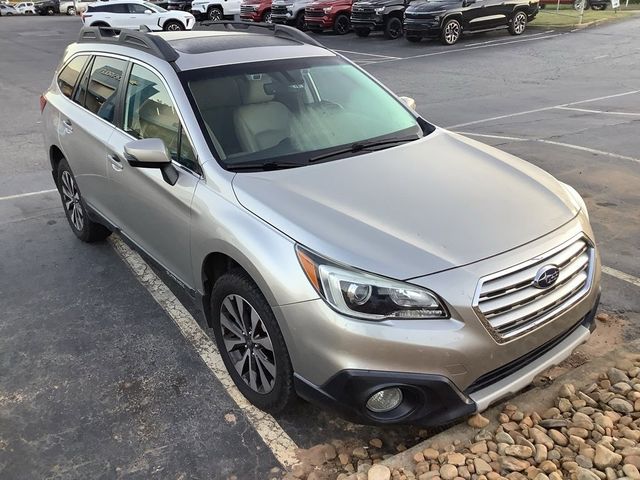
[42, 23, 601, 426]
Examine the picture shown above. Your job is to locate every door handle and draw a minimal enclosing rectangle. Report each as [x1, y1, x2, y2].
[62, 118, 73, 133]
[107, 153, 123, 171]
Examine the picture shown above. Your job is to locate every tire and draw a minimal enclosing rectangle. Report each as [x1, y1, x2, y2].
[355, 27, 371, 37]
[383, 16, 403, 39]
[440, 18, 461, 45]
[56, 159, 111, 243]
[294, 11, 306, 30]
[508, 10, 527, 35]
[210, 272, 295, 413]
[163, 19, 184, 30]
[66, 6, 75, 15]
[406, 34, 421, 42]
[207, 6, 222, 20]
[262, 9, 271, 22]
[333, 13, 350, 35]
[573, 0, 588, 9]
[591, 3, 606, 9]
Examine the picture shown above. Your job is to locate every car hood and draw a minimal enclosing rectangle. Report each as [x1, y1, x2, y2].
[353, 0, 404, 7]
[407, 0, 459, 12]
[231, 130, 579, 280]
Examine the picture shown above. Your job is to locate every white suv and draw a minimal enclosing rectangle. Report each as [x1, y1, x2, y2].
[82, 0, 195, 30]
[190, 0, 240, 21]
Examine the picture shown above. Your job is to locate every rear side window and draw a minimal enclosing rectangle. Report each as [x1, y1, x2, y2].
[78, 56, 128, 124]
[57, 55, 88, 99]
[88, 3, 128, 12]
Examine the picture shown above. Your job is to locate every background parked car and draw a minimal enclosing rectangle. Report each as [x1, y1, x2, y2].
[60, 0, 77, 14]
[271, 0, 311, 28]
[305, 0, 352, 33]
[82, 0, 195, 30]
[240, 0, 271, 21]
[166, 0, 192, 10]
[14, 1, 36, 13]
[190, 0, 239, 20]
[34, 0, 60, 14]
[404, 0, 538, 45]
[0, 3, 19, 13]
[351, 0, 412, 39]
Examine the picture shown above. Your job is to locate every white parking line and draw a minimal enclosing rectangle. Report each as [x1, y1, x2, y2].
[457, 131, 640, 165]
[365, 33, 564, 65]
[447, 90, 640, 128]
[333, 48, 401, 59]
[602, 266, 640, 289]
[464, 30, 554, 46]
[0, 188, 57, 201]
[556, 106, 640, 116]
[109, 235, 300, 468]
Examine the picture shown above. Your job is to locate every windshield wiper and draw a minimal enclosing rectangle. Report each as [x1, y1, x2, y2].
[226, 161, 303, 172]
[309, 136, 420, 163]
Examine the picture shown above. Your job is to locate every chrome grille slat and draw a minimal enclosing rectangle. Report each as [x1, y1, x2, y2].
[480, 241, 587, 298]
[475, 236, 594, 341]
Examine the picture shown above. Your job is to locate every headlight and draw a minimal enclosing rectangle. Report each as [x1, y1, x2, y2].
[323, 6, 332, 12]
[561, 182, 588, 219]
[374, 6, 385, 13]
[296, 246, 448, 320]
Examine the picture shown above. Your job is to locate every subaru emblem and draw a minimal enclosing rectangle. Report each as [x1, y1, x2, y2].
[533, 265, 560, 289]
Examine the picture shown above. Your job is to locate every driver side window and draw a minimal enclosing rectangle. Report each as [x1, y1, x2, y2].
[123, 64, 197, 172]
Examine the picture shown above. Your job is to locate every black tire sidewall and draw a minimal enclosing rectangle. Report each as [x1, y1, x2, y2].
[384, 16, 402, 39]
[441, 18, 461, 45]
[334, 13, 350, 34]
[57, 159, 91, 241]
[210, 272, 295, 413]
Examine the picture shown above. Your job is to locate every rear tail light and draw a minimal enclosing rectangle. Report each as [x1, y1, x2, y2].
[39, 94, 47, 114]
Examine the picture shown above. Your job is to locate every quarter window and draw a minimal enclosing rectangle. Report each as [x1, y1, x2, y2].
[124, 64, 197, 171]
[57, 55, 88, 99]
[83, 56, 127, 124]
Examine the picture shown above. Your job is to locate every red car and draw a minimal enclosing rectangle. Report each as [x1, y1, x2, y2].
[305, 0, 352, 34]
[240, 0, 272, 22]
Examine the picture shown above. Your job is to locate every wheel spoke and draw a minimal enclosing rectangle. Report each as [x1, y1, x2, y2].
[248, 355, 258, 391]
[223, 335, 245, 352]
[234, 349, 250, 376]
[255, 349, 276, 377]
[253, 334, 273, 352]
[220, 311, 244, 339]
[254, 353, 274, 391]
[222, 297, 244, 332]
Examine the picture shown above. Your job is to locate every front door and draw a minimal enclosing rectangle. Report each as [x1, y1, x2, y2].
[106, 62, 200, 287]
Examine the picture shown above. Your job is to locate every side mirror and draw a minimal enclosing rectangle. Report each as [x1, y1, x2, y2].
[144, 8, 153, 13]
[124, 138, 179, 185]
[398, 96, 417, 111]
[463, 0, 476, 5]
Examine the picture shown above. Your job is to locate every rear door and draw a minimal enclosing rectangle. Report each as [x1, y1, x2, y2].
[464, 0, 505, 29]
[105, 62, 200, 286]
[57, 54, 129, 221]
[127, 2, 160, 29]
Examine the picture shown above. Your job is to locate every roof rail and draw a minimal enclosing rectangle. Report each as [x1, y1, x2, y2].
[193, 21, 324, 48]
[77, 27, 180, 62]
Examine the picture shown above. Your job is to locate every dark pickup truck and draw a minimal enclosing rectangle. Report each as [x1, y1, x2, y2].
[351, 0, 412, 39]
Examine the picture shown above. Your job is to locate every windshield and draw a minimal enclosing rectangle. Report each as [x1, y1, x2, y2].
[144, 1, 165, 11]
[181, 57, 429, 170]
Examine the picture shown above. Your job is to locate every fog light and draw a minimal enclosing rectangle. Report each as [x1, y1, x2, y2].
[366, 388, 403, 413]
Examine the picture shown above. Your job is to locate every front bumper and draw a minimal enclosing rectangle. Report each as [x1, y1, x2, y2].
[305, 15, 333, 29]
[404, 17, 442, 37]
[293, 297, 599, 426]
[240, 11, 261, 21]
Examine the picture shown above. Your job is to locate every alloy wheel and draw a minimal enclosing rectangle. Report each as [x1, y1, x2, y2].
[444, 20, 460, 44]
[513, 12, 526, 34]
[208, 8, 222, 20]
[220, 294, 277, 394]
[573, 0, 586, 9]
[67, 6, 75, 14]
[166, 22, 182, 30]
[263, 11, 271, 22]
[335, 15, 350, 35]
[61, 170, 84, 232]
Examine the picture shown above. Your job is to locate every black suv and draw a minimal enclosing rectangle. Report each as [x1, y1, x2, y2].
[35, 0, 60, 15]
[351, 0, 412, 39]
[404, 0, 538, 45]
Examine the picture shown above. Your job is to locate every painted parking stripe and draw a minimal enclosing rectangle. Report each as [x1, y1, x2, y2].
[555, 106, 640, 116]
[446, 90, 640, 129]
[364, 33, 564, 65]
[456, 131, 640, 165]
[333, 49, 401, 59]
[0, 188, 57, 201]
[602, 266, 640, 289]
[109, 235, 300, 468]
[464, 30, 554, 47]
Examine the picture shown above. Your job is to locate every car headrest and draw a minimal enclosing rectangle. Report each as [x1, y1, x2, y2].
[189, 76, 242, 110]
[239, 74, 275, 105]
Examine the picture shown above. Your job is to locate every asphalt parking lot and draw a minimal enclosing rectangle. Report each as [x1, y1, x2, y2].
[1, 14, 639, 479]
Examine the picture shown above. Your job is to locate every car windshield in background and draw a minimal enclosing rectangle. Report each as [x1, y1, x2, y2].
[181, 57, 427, 171]
[145, 1, 166, 11]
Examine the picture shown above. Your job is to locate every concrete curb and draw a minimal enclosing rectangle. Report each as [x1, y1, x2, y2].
[381, 339, 640, 472]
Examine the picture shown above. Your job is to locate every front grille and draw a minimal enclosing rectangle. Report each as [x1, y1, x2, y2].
[474, 236, 594, 341]
[240, 5, 256, 13]
[271, 4, 288, 14]
[305, 8, 324, 17]
[351, 6, 375, 19]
